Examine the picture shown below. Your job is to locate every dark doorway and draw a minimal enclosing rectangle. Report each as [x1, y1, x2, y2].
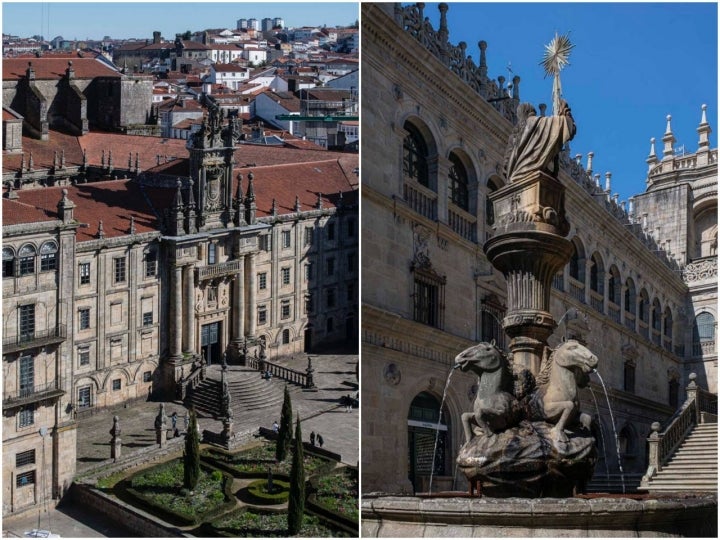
[407, 392, 448, 493]
[201, 322, 221, 365]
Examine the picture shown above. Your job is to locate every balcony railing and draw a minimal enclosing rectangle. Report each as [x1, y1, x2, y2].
[196, 259, 243, 282]
[624, 313, 636, 332]
[589, 291, 604, 314]
[3, 379, 65, 409]
[3, 325, 67, 354]
[448, 204, 477, 242]
[608, 303, 620, 324]
[568, 279, 585, 303]
[663, 337, 673, 353]
[552, 273, 564, 291]
[693, 340, 716, 357]
[639, 322, 649, 340]
[404, 181, 437, 221]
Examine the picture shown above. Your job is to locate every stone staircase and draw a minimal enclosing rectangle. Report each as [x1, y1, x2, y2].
[587, 473, 642, 494]
[644, 422, 718, 494]
[186, 367, 288, 419]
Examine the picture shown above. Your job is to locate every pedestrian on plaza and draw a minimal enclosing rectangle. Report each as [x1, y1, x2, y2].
[317, 433, 324, 448]
[310, 431, 316, 446]
[273, 420, 279, 433]
[345, 394, 352, 413]
[171, 411, 179, 437]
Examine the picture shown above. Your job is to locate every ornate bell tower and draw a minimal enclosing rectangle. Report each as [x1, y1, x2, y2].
[187, 102, 242, 231]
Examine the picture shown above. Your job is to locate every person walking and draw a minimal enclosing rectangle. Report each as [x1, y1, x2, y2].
[310, 431, 316, 446]
[272, 420, 279, 433]
[317, 433, 324, 448]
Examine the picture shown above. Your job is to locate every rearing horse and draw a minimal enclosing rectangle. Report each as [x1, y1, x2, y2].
[455, 341, 519, 442]
[531, 339, 598, 442]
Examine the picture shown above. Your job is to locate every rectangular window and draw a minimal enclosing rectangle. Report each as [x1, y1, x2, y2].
[79, 308, 90, 330]
[19, 405, 34, 428]
[258, 305, 267, 325]
[414, 279, 441, 328]
[19, 304, 35, 340]
[16, 449, 35, 467]
[282, 230, 291, 249]
[327, 222, 335, 241]
[281, 267, 291, 285]
[78, 348, 90, 366]
[207, 286, 218, 304]
[326, 287, 336, 308]
[305, 293, 314, 314]
[112, 378, 121, 391]
[77, 385, 92, 408]
[16, 470, 35, 487]
[40, 253, 57, 272]
[208, 243, 217, 264]
[114, 257, 126, 283]
[305, 262, 314, 281]
[347, 217, 356, 238]
[19, 355, 34, 396]
[143, 371, 152, 383]
[347, 253, 356, 273]
[304, 227, 313, 246]
[19, 255, 34, 276]
[259, 235, 271, 252]
[79, 262, 90, 285]
[281, 300, 291, 320]
[145, 251, 157, 277]
[3, 249, 14, 278]
[258, 272, 267, 290]
[326, 257, 335, 276]
[624, 363, 635, 393]
[143, 312, 153, 326]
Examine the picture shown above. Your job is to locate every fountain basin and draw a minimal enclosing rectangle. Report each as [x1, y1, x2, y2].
[361, 494, 717, 537]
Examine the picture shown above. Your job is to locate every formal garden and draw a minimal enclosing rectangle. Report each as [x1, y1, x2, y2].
[93, 397, 358, 537]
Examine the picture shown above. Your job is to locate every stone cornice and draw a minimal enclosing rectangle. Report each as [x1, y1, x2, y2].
[77, 230, 161, 252]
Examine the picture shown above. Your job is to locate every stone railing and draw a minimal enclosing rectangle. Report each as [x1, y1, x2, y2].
[176, 361, 205, 402]
[692, 340, 716, 357]
[568, 278, 585, 303]
[196, 259, 243, 282]
[552, 273, 564, 292]
[589, 291, 604, 314]
[624, 313, 636, 332]
[641, 373, 718, 488]
[608, 303, 621, 324]
[448, 204, 477, 242]
[247, 356, 312, 388]
[3, 379, 64, 408]
[3, 324, 67, 353]
[682, 257, 717, 283]
[404, 181, 437, 221]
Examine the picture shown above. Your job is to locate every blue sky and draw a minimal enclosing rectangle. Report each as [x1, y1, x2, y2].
[416, 2, 718, 203]
[1, 2, 359, 41]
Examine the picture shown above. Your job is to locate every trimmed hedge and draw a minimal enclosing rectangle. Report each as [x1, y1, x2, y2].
[245, 479, 290, 505]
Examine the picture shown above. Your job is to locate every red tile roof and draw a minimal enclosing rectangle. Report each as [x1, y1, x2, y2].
[3, 57, 120, 81]
[3, 180, 159, 241]
[2, 130, 85, 173]
[78, 132, 188, 169]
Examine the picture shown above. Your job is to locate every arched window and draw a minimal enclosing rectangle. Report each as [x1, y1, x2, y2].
[668, 371, 680, 409]
[663, 307, 674, 352]
[589, 253, 604, 294]
[448, 152, 469, 211]
[607, 265, 621, 305]
[40, 241, 58, 272]
[282, 328, 290, 344]
[624, 278, 636, 315]
[18, 244, 36, 276]
[3, 247, 15, 278]
[693, 312, 716, 357]
[408, 392, 449, 493]
[651, 299, 661, 332]
[568, 239, 586, 284]
[638, 289, 649, 324]
[403, 123, 429, 188]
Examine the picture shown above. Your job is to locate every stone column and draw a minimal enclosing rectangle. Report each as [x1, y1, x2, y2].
[183, 265, 194, 354]
[246, 253, 256, 337]
[233, 255, 246, 342]
[170, 265, 182, 358]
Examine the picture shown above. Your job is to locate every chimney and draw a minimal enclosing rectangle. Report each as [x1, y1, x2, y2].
[153, 31, 161, 44]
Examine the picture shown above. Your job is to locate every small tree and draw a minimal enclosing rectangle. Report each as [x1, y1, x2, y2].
[276, 385, 293, 462]
[184, 408, 200, 490]
[287, 415, 305, 535]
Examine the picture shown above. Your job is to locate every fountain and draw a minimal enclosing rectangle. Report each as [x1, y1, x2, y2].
[362, 31, 716, 536]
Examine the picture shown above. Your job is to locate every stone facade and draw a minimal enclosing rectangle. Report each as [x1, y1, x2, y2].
[361, 3, 716, 496]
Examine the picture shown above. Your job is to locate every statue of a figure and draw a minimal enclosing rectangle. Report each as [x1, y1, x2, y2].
[503, 99, 576, 184]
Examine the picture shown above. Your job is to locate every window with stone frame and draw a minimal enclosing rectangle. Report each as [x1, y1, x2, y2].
[16, 449, 35, 467]
[346, 217, 356, 238]
[304, 226, 314, 247]
[282, 329, 290, 344]
[113, 257, 126, 284]
[145, 249, 158, 278]
[79, 308, 90, 330]
[281, 267, 291, 285]
[77, 385, 92, 408]
[403, 122, 430, 188]
[258, 272, 267, 290]
[327, 222, 336, 241]
[19, 304, 35, 340]
[326, 287, 336, 308]
[3, 247, 15, 278]
[448, 152, 469, 211]
[258, 305, 268, 325]
[207, 285, 218, 305]
[112, 378, 121, 391]
[305, 262, 314, 281]
[280, 300, 291, 320]
[282, 230, 292, 249]
[19, 404, 35, 428]
[668, 376, 680, 409]
[18, 244, 36, 276]
[78, 347, 90, 367]
[143, 371, 152, 383]
[326, 257, 335, 276]
[16, 470, 35, 487]
[79, 262, 90, 285]
[19, 355, 34, 396]
[305, 293, 314, 314]
[143, 311, 154, 326]
[40, 241, 58, 272]
[208, 243, 217, 265]
[411, 262, 446, 329]
[623, 360, 635, 393]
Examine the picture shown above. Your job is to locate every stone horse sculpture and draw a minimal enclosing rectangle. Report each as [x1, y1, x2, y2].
[530, 339, 597, 442]
[454, 341, 521, 442]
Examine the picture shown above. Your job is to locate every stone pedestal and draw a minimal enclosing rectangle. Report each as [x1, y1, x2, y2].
[484, 171, 573, 376]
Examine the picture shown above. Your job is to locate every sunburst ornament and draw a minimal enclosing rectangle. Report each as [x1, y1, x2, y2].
[540, 32, 574, 115]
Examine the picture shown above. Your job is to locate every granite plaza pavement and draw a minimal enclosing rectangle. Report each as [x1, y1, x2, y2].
[2, 350, 359, 538]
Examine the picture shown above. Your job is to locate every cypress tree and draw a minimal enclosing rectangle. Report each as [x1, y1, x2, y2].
[276, 385, 293, 462]
[287, 414, 305, 535]
[184, 408, 200, 490]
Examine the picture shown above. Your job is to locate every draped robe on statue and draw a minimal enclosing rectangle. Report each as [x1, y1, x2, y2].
[504, 100, 576, 183]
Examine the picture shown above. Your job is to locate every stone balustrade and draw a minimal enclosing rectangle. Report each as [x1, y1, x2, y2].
[403, 181, 437, 221]
[448, 205, 477, 242]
